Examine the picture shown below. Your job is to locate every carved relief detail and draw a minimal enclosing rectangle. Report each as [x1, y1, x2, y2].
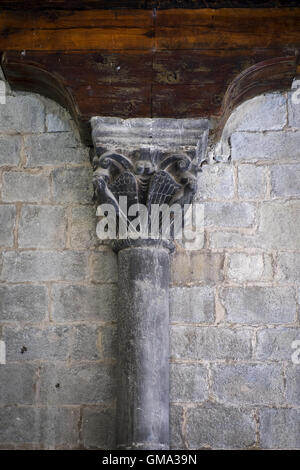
[92, 148, 204, 241]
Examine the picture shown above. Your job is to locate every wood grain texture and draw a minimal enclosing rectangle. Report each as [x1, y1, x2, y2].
[0, 1, 299, 10]
[1, 9, 300, 51]
[1, 8, 300, 144]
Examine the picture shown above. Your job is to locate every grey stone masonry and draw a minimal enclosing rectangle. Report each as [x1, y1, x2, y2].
[38, 363, 116, 405]
[170, 363, 209, 402]
[0, 88, 300, 449]
[0, 407, 80, 448]
[0, 204, 16, 247]
[170, 286, 215, 323]
[220, 287, 296, 324]
[171, 326, 252, 361]
[0, 135, 21, 167]
[24, 132, 89, 167]
[2, 172, 51, 203]
[0, 285, 47, 322]
[18, 205, 67, 249]
[212, 364, 285, 405]
[1, 251, 88, 282]
[185, 404, 256, 449]
[231, 131, 300, 161]
[52, 284, 117, 322]
[260, 408, 300, 449]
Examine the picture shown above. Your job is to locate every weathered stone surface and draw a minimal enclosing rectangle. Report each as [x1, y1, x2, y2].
[52, 167, 93, 203]
[100, 325, 117, 360]
[0, 364, 37, 405]
[91, 117, 209, 153]
[0, 94, 45, 133]
[255, 328, 300, 361]
[259, 201, 300, 249]
[238, 164, 266, 199]
[288, 89, 300, 128]
[2, 172, 51, 203]
[212, 364, 285, 405]
[209, 231, 258, 250]
[24, 133, 88, 167]
[226, 93, 287, 132]
[220, 287, 296, 324]
[0, 135, 21, 166]
[72, 324, 117, 361]
[171, 326, 252, 361]
[18, 205, 67, 249]
[39, 363, 116, 405]
[91, 251, 118, 283]
[286, 365, 300, 406]
[0, 250, 88, 282]
[204, 202, 255, 228]
[70, 206, 98, 249]
[3, 326, 71, 362]
[82, 407, 116, 449]
[0, 406, 80, 448]
[0, 407, 35, 445]
[260, 408, 300, 449]
[52, 284, 116, 322]
[45, 98, 74, 133]
[72, 324, 102, 361]
[170, 363, 208, 402]
[0, 204, 16, 247]
[46, 113, 72, 132]
[185, 404, 256, 449]
[197, 165, 234, 200]
[271, 164, 300, 197]
[227, 253, 272, 282]
[231, 131, 300, 161]
[276, 252, 300, 281]
[171, 251, 224, 284]
[0, 284, 47, 322]
[170, 405, 185, 449]
[170, 286, 215, 323]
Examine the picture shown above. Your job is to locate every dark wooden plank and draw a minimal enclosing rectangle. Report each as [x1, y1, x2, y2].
[4, 51, 153, 86]
[2, 8, 300, 52]
[153, 49, 291, 85]
[74, 85, 151, 119]
[0, 27, 154, 51]
[156, 9, 300, 50]
[0, 1, 298, 10]
[156, 7, 300, 26]
[152, 83, 223, 117]
[0, 9, 154, 29]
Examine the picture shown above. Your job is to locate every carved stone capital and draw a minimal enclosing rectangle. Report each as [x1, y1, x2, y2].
[91, 117, 209, 249]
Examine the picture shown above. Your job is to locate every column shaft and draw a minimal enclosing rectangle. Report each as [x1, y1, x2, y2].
[116, 246, 170, 450]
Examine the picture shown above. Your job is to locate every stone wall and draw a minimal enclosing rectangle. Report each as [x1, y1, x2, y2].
[0, 83, 299, 449]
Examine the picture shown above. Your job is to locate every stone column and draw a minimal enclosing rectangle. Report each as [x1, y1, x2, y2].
[116, 244, 170, 449]
[91, 117, 209, 450]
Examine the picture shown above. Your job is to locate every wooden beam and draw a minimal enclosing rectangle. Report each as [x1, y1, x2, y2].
[0, 1, 299, 10]
[1, 8, 299, 144]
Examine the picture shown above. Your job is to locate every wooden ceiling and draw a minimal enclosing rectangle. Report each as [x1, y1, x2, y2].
[1, 4, 300, 144]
